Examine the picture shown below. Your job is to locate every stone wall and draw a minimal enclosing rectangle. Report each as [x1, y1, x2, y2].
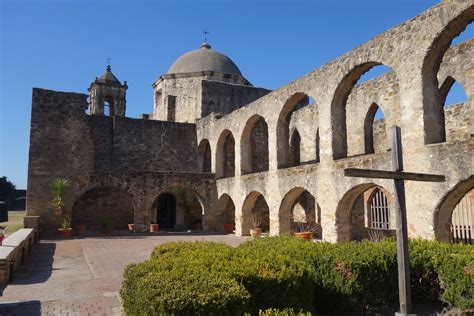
[26, 88, 93, 226]
[201, 80, 270, 117]
[196, 1, 473, 242]
[111, 117, 198, 172]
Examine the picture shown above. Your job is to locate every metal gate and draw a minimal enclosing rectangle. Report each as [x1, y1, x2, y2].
[451, 189, 473, 244]
[369, 190, 390, 230]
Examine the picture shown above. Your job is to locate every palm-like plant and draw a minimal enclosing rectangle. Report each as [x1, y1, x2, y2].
[51, 177, 71, 228]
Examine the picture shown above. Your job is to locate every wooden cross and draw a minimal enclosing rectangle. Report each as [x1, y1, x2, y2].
[344, 126, 445, 315]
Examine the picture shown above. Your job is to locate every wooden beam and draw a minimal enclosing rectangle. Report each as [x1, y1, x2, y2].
[344, 168, 445, 182]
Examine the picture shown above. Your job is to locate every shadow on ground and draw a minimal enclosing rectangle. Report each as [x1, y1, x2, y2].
[0, 300, 41, 315]
[0, 242, 56, 296]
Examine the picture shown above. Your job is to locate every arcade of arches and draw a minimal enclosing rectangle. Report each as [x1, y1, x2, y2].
[26, 2, 473, 244]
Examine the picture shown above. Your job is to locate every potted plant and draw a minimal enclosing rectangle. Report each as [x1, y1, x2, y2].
[58, 219, 73, 238]
[250, 212, 263, 238]
[51, 178, 72, 239]
[293, 217, 316, 241]
[223, 223, 234, 234]
[150, 223, 159, 232]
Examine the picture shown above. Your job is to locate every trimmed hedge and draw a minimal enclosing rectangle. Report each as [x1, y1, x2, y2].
[121, 237, 473, 315]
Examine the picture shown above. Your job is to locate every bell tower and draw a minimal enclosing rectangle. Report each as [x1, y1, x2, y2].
[88, 65, 128, 116]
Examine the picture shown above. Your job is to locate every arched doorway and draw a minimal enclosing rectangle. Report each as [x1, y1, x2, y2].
[218, 194, 236, 233]
[153, 188, 204, 230]
[435, 176, 474, 243]
[335, 184, 395, 242]
[156, 193, 176, 229]
[279, 187, 321, 239]
[241, 191, 270, 236]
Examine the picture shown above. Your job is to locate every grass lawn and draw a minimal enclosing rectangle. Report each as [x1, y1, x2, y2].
[2, 210, 26, 236]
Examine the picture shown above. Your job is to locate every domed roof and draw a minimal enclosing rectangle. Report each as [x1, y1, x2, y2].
[167, 43, 242, 76]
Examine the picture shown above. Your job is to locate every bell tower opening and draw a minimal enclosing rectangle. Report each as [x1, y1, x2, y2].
[88, 65, 128, 117]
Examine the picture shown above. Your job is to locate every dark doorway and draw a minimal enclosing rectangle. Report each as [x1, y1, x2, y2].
[157, 193, 176, 229]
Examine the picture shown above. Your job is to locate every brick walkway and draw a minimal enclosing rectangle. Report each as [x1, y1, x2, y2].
[0, 234, 247, 315]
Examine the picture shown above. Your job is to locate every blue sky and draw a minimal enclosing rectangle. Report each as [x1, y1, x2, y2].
[0, 0, 471, 189]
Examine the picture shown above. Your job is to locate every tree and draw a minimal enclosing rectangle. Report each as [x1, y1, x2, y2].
[0, 176, 16, 208]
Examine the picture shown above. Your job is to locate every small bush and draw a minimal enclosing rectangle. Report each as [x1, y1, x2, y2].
[121, 259, 250, 316]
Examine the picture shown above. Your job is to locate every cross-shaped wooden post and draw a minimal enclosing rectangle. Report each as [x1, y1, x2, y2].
[344, 126, 445, 315]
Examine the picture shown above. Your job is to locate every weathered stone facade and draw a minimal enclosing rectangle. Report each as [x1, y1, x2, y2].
[27, 1, 472, 242]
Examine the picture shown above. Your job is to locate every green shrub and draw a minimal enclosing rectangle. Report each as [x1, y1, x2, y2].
[121, 259, 250, 316]
[121, 237, 473, 315]
[409, 239, 474, 309]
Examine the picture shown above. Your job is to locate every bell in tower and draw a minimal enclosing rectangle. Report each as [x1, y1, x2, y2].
[88, 64, 128, 116]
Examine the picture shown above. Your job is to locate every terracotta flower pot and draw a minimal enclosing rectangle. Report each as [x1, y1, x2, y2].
[294, 231, 313, 241]
[58, 228, 73, 239]
[76, 225, 86, 236]
[223, 223, 235, 234]
[150, 224, 159, 233]
[250, 228, 262, 238]
[128, 224, 135, 232]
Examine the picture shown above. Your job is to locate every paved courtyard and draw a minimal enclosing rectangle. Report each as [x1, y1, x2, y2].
[0, 233, 247, 315]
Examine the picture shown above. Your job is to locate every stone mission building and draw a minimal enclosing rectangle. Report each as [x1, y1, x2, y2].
[25, 1, 473, 243]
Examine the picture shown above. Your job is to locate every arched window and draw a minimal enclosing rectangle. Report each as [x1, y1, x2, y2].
[241, 115, 269, 175]
[364, 103, 386, 154]
[216, 130, 235, 179]
[277, 93, 313, 169]
[198, 139, 211, 173]
[289, 129, 301, 167]
[422, 11, 472, 144]
[440, 77, 468, 108]
[104, 100, 111, 116]
[331, 63, 396, 159]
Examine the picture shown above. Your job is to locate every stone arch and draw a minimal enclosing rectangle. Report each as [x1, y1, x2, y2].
[422, 8, 473, 145]
[218, 193, 236, 230]
[364, 102, 386, 154]
[335, 183, 395, 242]
[277, 93, 311, 169]
[331, 62, 397, 160]
[152, 187, 205, 230]
[71, 186, 135, 230]
[279, 187, 321, 238]
[289, 128, 301, 167]
[216, 129, 235, 179]
[434, 176, 474, 242]
[241, 191, 270, 236]
[241, 115, 269, 175]
[198, 139, 211, 173]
